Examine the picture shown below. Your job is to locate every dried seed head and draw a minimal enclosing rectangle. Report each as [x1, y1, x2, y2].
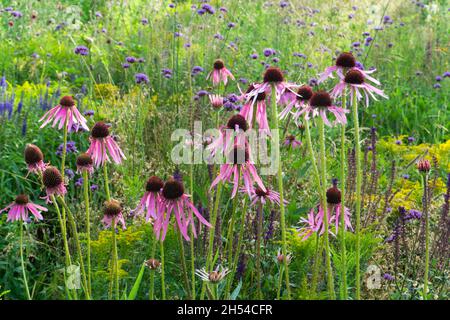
[296, 85, 313, 101]
[145, 258, 161, 270]
[59, 95, 75, 107]
[417, 159, 431, 173]
[227, 114, 248, 131]
[91, 121, 110, 138]
[42, 166, 63, 189]
[326, 186, 342, 204]
[263, 67, 284, 83]
[213, 59, 225, 70]
[336, 52, 356, 68]
[227, 147, 249, 165]
[162, 178, 184, 200]
[15, 194, 29, 205]
[24, 144, 44, 165]
[310, 91, 333, 108]
[146, 176, 164, 192]
[104, 199, 122, 217]
[344, 69, 365, 85]
[76, 153, 93, 167]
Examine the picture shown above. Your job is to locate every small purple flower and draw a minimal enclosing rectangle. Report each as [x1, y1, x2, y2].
[263, 48, 275, 57]
[383, 273, 395, 281]
[161, 68, 173, 79]
[250, 53, 258, 59]
[141, 18, 149, 25]
[402, 174, 410, 180]
[90, 184, 98, 192]
[191, 66, 204, 76]
[65, 169, 75, 180]
[122, 63, 130, 69]
[227, 22, 235, 28]
[433, 83, 441, 89]
[74, 46, 89, 56]
[75, 178, 83, 187]
[196, 90, 209, 97]
[308, 78, 318, 87]
[135, 73, 149, 84]
[435, 75, 442, 82]
[395, 140, 402, 145]
[126, 56, 137, 63]
[407, 136, 415, 143]
[443, 71, 450, 78]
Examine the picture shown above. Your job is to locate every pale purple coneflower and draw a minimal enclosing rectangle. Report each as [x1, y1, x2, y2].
[86, 121, 126, 167]
[246, 67, 298, 104]
[155, 178, 211, 241]
[208, 94, 224, 109]
[133, 176, 164, 221]
[239, 84, 270, 131]
[206, 114, 248, 158]
[207, 59, 235, 86]
[24, 144, 47, 174]
[279, 85, 313, 122]
[318, 52, 359, 83]
[195, 265, 230, 283]
[296, 90, 349, 127]
[330, 67, 388, 107]
[0, 194, 47, 222]
[247, 186, 286, 207]
[326, 185, 353, 234]
[42, 166, 67, 203]
[210, 146, 266, 198]
[276, 248, 292, 264]
[39, 96, 89, 132]
[283, 135, 302, 148]
[102, 199, 126, 230]
[76, 153, 94, 175]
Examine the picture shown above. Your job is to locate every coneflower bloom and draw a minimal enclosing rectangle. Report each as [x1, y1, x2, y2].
[279, 85, 313, 121]
[24, 144, 47, 174]
[330, 67, 387, 107]
[239, 86, 270, 131]
[206, 114, 249, 158]
[248, 186, 286, 207]
[297, 205, 332, 241]
[207, 59, 235, 86]
[145, 258, 161, 270]
[296, 90, 349, 126]
[42, 166, 67, 203]
[283, 135, 302, 148]
[86, 121, 126, 167]
[210, 146, 266, 198]
[155, 178, 211, 241]
[195, 265, 230, 283]
[0, 194, 47, 222]
[326, 184, 353, 233]
[133, 176, 164, 221]
[246, 67, 297, 103]
[208, 94, 224, 109]
[318, 52, 358, 83]
[276, 248, 292, 264]
[76, 153, 94, 175]
[39, 96, 89, 132]
[102, 199, 126, 230]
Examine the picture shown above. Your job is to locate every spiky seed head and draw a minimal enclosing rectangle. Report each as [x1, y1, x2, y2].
[263, 67, 284, 83]
[59, 95, 75, 107]
[24, 144, 44, 165]
[42, 166, 63, 189]
[227, 114, 249, 131]
[15, 194, 29, 205]
[91, 121, 110, 138]
[336, 52, 356, 68]
[162, 178, 184, 200]
[146, 176, 164, 192]
[309, 91, 333, 108]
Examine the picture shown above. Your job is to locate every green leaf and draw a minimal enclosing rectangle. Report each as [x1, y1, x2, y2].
[127, 262, 146, 300]
[230, 280, 242, 300]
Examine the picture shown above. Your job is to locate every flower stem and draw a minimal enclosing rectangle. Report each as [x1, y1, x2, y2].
[200, 181, 222, 299]
[177, 230, 192, 299]
[340, 93, 348, 300]
[103, 164, 111, 201]
[351, 92, 362, 300]
[256, 201, 263, 299]
[423, 173, 430, 300]
[189, 163, 196, 300]
[317, 116, 336, 300]
[20, 222, 31, 300]
[269, 83, 291, 299]
[58, 197, 90, 300]
[304, 119, 321, 188]
[111, 218, 119, 300]
[160, 239, 166, 299]
[82, 171, 92, 297]
[149, 235, 157, 300]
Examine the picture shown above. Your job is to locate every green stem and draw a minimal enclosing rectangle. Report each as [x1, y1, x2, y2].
[269, 83, 291, 299]
[256, 201, 263, 299]
[112, 219, 119, 300]
[276, 265, 284, 300]
[304, 119, 321, 188]
[149, 236, 157, 300]
[83, 171, 92, 297]
[225, 195, 239, 270]
[177, 230, 192, 299]
[318, 116, 336, 300]
[103, 164, 111, 201]
[351, 92, 362, 300]
[311, 236, 324, 298]
[160, 239, 166, 300]
[20, 222, 31, 300]
[58, 197, 90, 300]
[423, 173, 430, 300]
[189, 164, 196, 300]
[200, 182, 222, 299]
[340, 93, 348, 300]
